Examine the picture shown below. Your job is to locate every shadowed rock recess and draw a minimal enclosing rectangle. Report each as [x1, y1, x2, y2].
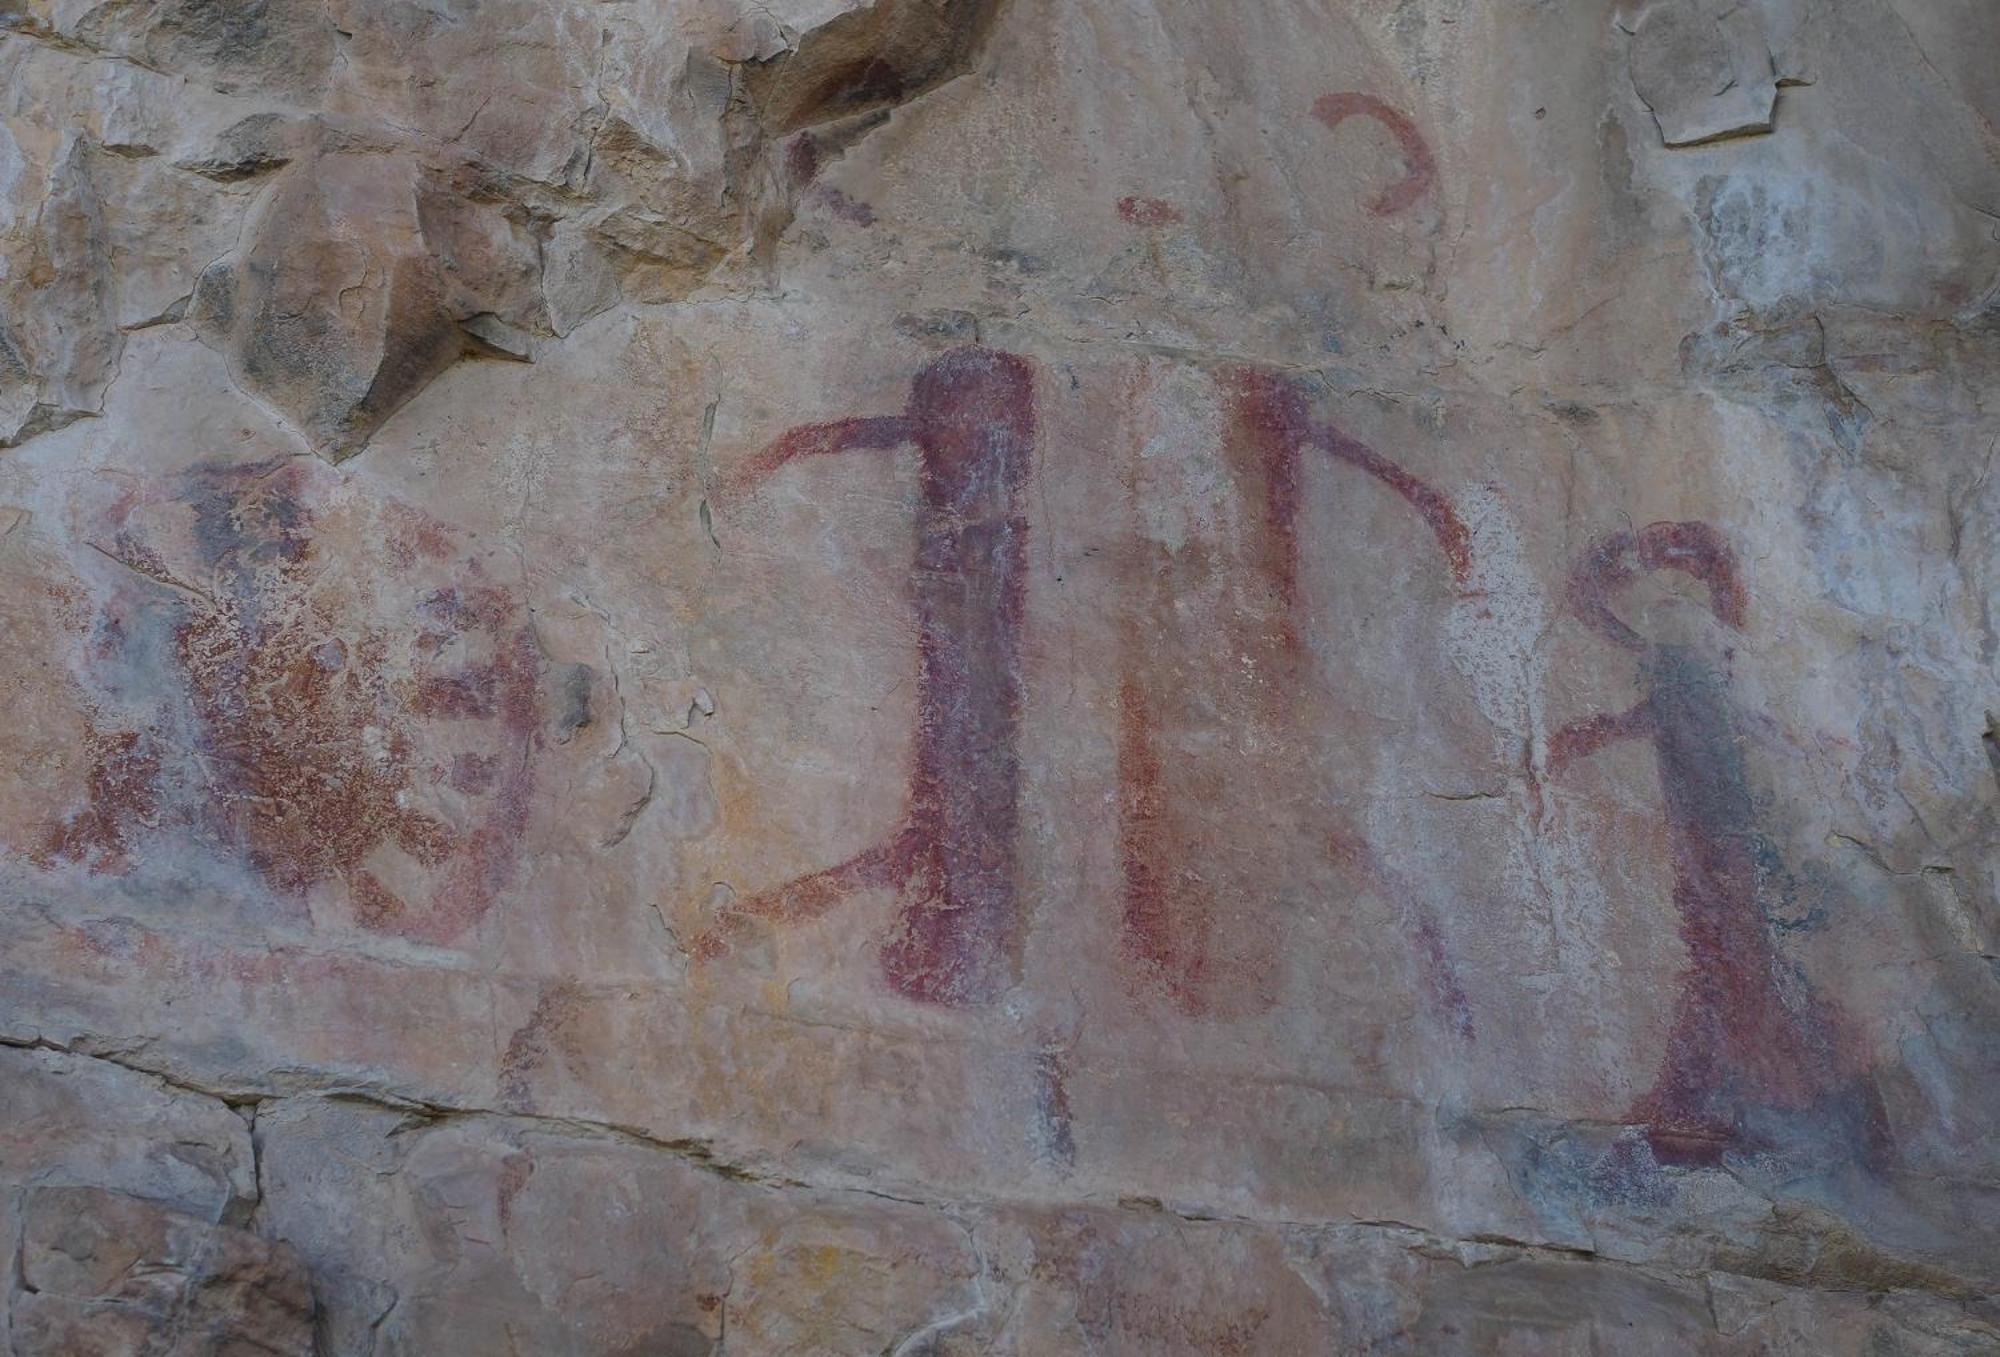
[3, 0, 1999, 1350]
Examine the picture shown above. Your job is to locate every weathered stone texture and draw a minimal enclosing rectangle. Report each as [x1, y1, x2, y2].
[2, 0, 1999, 1351]
[15, 1187, 315, 1356]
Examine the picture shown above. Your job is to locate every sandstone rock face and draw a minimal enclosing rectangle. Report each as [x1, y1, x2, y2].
[2, 0, 1998, 1351]
[15, 1187, 315, 1356]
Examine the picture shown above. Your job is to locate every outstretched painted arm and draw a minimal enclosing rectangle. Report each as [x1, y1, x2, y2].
[722, 415, 918, 498]
[1545, 702, 1654, 777]
[1306, 424, 1473, 585]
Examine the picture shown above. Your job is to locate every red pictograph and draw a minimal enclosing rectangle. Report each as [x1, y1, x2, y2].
[1553, 522, 1885, 1164]
[692, 348, 1035, 1007]
[1311, 92, 1438, 217]
[1115, 369, 1474, 1024]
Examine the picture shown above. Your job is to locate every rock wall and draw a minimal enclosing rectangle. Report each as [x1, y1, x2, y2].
[2, 0, 1998, 1351]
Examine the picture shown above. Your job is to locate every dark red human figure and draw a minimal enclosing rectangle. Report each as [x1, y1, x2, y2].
[1115, 368, 1476, 1025]
[1552, 522, 1885, 1166]
[692, 348, 1034, 1007]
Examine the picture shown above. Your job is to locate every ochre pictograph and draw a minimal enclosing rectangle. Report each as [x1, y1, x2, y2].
[1552, 521, 1885, 1164]
[692, 348, 1035, 1007]
[78, 459, 543, 945]
[1115, 368, 1475, 1022]
[1310, 92, 1438, 217]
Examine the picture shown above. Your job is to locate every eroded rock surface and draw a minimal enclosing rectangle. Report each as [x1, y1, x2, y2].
[1629, 0, 1784, 147]
[15, 1187, 315, 1357]
[2, 0, 1999, 1351]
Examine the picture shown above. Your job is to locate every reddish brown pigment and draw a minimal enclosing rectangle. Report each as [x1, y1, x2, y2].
[784, 133, 821, 187]
[785, 131, 877, 224]
[1116, 196, 1183, 227]
[1037, 1217, 1273, 1355]
[1326, 829, 1476, 1042]
[496, 1150, 535, 1235]
[499, 980, 586, 1111]
[1229, 370, 1471, 586]
[1555, 522, 1883, 1165]
[38, 726, 162, 873]
[1310, 92, 1438, 216]
[697, 348, 1035, 1007]
[1114, 369, 1475, 1024]
[1115, 677, 1217, 1014]
[815, 188, 877, 226]
[101, 459, 540, 945]
[1034, 1043, 1077, 1169]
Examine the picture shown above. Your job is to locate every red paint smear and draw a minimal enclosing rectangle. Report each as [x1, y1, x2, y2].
[498, 980, 584, 1111]
[348, 869, 405, 931]
[1117, 196, 1182, 227]
[785, 132, 820, 187]
[698, 348, 1035, 1007]
[415, 626, 540, 945]
[1412, 910, 1476, 1042]
[1544, 703, 1654, 777]
[1328, 829, 1475, 1041]
[787, 133, 876, 224]
[1228, 370, 1308, 615]
[1034, 1045, 1076, 1168]
[1310, 92, 1437, 216]
[1110, 369, 1475, 1023]
[47, 913, 400, 995]
[1115, 676, 1214, 1016]
[382, 502, 455, 570]
[1108, 366, 1285, 1020]
[815, 187, 876, 226]
[1315, 422, 1473, 586]
[1638, 520, 1747, 627]
[1638, 665, 1877, 1164]
[720, 415, 914, 499]
[496, 1150, 534, 1236]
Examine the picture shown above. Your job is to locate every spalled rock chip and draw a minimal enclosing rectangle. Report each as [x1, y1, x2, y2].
[173, 112, 299, 183]
[1629, 0, 1779, 146]
[0, 136, 118, 447]
[187, 151, 544, 461]
[12, 1187, 315, 1357]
